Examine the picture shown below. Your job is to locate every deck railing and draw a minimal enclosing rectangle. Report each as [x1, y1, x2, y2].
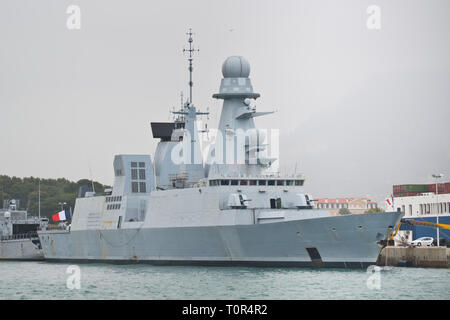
[0, 232, 39, 241]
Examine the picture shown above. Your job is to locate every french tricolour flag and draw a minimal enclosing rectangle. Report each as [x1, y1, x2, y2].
[52, 210, 67, 222]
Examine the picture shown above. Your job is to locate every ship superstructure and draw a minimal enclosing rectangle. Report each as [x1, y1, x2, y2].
[0, 200, 47, 260]
[38, 31, 402, 267]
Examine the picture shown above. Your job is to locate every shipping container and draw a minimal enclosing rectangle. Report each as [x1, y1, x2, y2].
[393, 182, 450, 197]
[393, 192, 423, 198]
[427, 183, 449, 194]
[403, 184, 428, 193]
[393, 185, 404, 194]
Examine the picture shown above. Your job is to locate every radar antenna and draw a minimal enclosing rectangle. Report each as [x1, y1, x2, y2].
[183, 28, 199, 105]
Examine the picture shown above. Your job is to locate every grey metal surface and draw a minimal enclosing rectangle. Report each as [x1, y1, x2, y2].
[37, 44, 404, 268]
[39, 212, 401, 267]
[0, 238, 44, 260]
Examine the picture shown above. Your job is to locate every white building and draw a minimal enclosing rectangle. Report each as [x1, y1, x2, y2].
[387, 192, 450, 218]
[385, 189, 450, 243]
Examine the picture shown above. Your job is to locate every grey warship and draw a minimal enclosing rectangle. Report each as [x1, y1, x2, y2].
[1, 200, 47, 260]
[38, 31, 402, 268]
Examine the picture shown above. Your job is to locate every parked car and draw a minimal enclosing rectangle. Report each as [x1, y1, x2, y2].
[410, 237, 434, 247]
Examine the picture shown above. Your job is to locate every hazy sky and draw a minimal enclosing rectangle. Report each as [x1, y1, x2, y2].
[1, 0, 449, 202]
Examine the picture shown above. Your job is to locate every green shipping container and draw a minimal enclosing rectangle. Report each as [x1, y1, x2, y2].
[403, 184, 428, 192]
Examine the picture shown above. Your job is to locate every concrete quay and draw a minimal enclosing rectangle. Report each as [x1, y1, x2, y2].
[377, 246, 450, 268]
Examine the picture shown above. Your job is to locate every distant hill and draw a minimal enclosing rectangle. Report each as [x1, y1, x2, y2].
[0, 175, 110, 219]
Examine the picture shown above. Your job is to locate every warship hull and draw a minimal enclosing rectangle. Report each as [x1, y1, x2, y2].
[38, 212, 402, 268]
[0, 238, 44, 260]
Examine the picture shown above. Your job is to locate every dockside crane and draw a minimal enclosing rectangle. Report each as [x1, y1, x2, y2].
[389, 219, 450, 242]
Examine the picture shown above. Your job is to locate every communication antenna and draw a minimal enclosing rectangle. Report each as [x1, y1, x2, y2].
[88, 162, 96, 194]
[183, 28, 199, 105]
[38, 179, 41, 220]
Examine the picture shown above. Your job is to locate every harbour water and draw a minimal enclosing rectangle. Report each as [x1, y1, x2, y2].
[0, 261, 448, 300]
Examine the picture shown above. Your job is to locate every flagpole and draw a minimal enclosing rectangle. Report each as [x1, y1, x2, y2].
[38, 179, 41, 220]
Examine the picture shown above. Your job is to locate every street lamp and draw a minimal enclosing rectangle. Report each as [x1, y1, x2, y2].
[432, 173, 443, 247]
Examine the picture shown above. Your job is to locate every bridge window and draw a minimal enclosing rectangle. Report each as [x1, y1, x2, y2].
[220, 180, 230, 186]
[295, 180, 304, 186]
[240, 180, 248, 186]
[277, 180, 284, 186]
[131, 161, 146, 193]
[209, 180, 218, 186]
[286, 180, 294, 186]
[258, 180, 266, 186]
[268, 180, 275, 186]
[249, 180, 257, 186]
[231, 180, 239, 186]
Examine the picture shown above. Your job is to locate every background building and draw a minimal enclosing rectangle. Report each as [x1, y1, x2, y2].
[386, 182, 450, 243]
[314, 198, 378, 216]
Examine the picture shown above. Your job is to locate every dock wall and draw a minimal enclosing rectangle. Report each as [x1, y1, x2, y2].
[377, 246, 450, 268]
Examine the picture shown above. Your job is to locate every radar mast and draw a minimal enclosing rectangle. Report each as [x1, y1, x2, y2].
[183, 28, 199, 105]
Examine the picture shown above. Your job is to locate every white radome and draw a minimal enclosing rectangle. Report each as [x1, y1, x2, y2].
[222, 56, 250, 78]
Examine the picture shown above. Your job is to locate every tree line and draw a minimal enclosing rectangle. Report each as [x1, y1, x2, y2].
[0, 175, 110, 219]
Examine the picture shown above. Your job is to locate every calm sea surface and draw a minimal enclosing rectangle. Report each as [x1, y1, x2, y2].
[0, 261, 448, 300]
